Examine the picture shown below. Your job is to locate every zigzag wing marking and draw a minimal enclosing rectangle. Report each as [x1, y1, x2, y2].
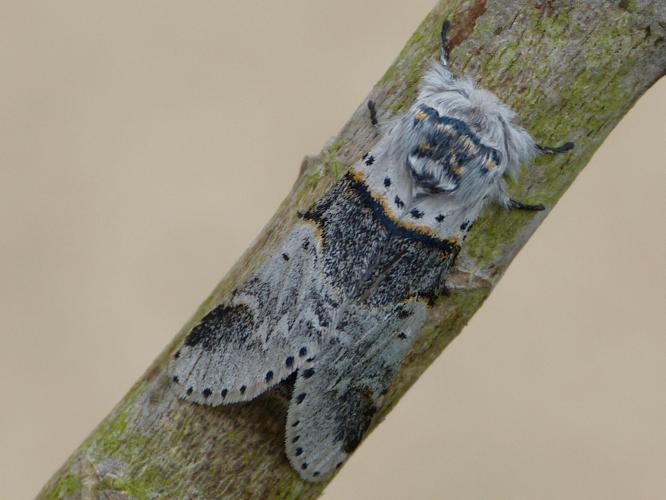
[169, 223, 338, 405]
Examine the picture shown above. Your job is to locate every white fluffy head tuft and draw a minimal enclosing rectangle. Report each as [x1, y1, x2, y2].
[418, 61, 537, 180]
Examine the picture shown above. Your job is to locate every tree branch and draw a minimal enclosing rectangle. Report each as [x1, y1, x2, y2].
[39, 1, 666, 498]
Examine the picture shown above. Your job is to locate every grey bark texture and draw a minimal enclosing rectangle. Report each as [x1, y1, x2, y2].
[39, 1, 666, 498]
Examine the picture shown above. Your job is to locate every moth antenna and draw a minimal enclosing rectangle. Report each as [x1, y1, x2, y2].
[508, 198, 546, 211]
[367, 100, 378, 126]
[440, 19, 451, 66]
[537, 142, 574, 155]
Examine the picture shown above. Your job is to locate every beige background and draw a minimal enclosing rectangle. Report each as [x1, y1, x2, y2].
[1, 1, 664, 499]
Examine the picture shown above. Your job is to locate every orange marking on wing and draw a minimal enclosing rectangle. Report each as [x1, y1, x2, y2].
[461, 136, 479, 155]
[436, 123, 454, 134]
[349, 170, 457, 255]
[350, 168, 366, 183]
[415, 110, 428, 121]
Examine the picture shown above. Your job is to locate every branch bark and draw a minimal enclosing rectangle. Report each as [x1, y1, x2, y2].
[40, 1, 666, 498]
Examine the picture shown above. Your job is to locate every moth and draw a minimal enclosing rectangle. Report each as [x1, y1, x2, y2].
[170, 19, 573, 482]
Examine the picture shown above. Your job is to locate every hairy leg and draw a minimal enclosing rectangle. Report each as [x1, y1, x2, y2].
[537, 142, 574, 154]
[367, 100, 378, 126]
[508, 198, 545, 211]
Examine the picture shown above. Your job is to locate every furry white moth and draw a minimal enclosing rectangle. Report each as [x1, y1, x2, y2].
[169, 19, 573, 482]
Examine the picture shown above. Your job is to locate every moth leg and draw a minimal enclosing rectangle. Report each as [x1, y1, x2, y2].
[367, 100, 378, 126]
[505, 141, 573, 211]
[537, 142, 574, 154]
[508, 198, 545, 211]
[440, 19, 451, 66]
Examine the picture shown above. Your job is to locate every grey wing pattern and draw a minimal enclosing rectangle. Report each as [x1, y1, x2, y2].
[284, 301, 427, 481]
[170, 223, 338, 405]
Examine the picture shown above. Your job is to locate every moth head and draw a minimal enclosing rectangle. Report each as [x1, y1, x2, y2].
[419, 65, 537, 179]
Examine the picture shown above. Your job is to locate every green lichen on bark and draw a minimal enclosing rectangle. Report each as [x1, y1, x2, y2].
[39, 1, 665, 498]
[44, 473, 82, 500]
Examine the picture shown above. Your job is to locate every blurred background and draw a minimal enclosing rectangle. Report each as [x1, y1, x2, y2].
[1, 1, 664, 498]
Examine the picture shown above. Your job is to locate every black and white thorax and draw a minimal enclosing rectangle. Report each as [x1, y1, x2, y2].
[169, 19, 572, 482]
